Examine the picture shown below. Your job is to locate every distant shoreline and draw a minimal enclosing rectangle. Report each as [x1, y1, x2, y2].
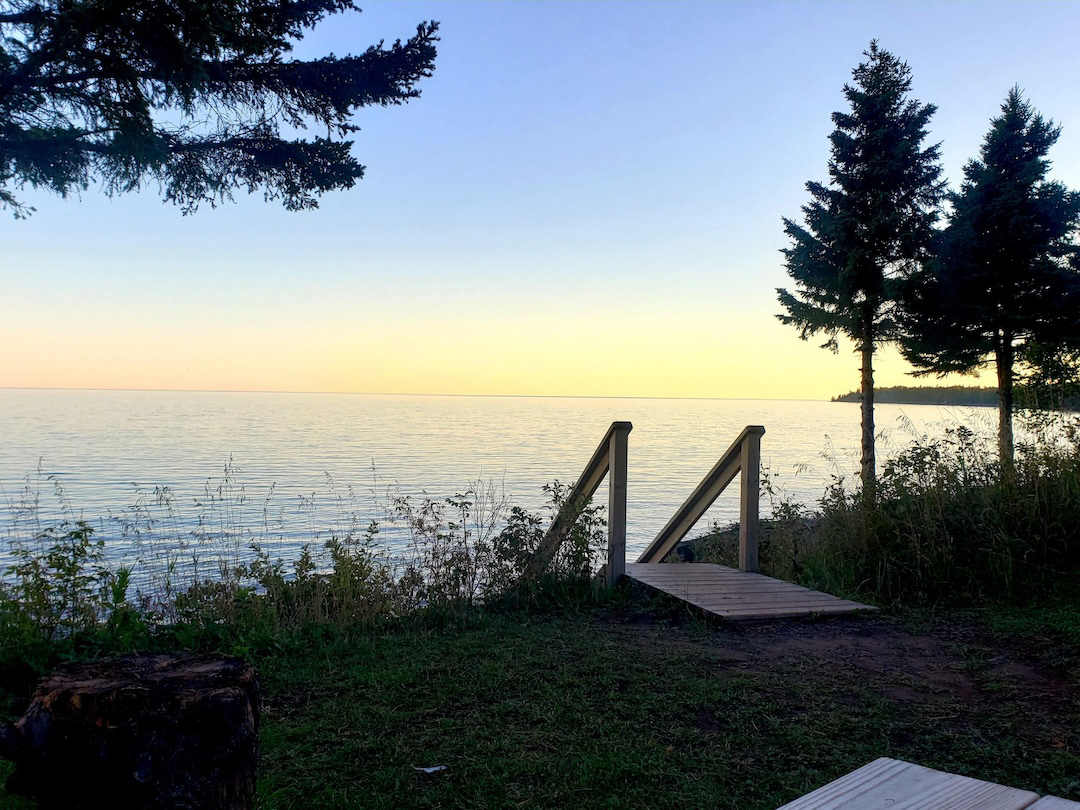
[831, 386, 998, 407]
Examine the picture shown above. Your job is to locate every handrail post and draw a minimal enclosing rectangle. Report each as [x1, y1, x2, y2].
[522, 421, 632, 581]
[605, 424, 630, 586]
[739, 428, 762, 573]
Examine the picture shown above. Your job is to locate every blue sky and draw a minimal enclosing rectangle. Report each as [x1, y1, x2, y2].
[4, 1, 1080, 397]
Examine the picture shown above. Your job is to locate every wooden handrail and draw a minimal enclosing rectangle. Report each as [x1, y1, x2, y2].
[521, 421, 632, 586]
[636, 425, 764, 571]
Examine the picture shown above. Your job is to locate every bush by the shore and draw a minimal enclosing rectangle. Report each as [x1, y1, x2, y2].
[687, 422, 1080, 606]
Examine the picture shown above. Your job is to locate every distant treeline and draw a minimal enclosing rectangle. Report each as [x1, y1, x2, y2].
[832, 386, 999, 406]
[832, 385, 1080, 410]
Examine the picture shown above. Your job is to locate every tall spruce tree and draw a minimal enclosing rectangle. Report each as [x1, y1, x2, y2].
[0, 0, 439, 216]
[778, 42, 943, 496]
[901, 88, 1080, 464]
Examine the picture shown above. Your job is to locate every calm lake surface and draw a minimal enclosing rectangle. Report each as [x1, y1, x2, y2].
[0, 389, 993, 570]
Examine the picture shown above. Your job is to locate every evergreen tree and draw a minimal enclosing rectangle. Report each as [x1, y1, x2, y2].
[901, 88, 1080, 463]
[778, 42, 943, 496]
[0, 0, 439, 217]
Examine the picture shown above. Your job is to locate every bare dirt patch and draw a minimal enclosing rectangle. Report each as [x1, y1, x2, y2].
[748, 617, 1071, 704]
[607, 610, 1079, 764]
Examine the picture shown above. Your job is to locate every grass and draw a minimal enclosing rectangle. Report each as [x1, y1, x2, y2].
[2, 594, 1078, 808]
[255, 607, 1076, 807]
[979, 585, 1080, 650]
[0, 592, 1048, 809]
[256, 603, 1077, 809]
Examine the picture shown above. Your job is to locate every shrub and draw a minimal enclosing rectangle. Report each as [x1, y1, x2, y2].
[1, 472, 609, 670]
[799, 424, 1080, 604]
[0, 521, 147, 682]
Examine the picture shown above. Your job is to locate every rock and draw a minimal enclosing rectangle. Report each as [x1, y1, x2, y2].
[0, 654, 260, 809]
[674, 543, 697, 562]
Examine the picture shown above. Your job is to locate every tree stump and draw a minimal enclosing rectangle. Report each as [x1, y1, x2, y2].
[0, 654, 260, 809]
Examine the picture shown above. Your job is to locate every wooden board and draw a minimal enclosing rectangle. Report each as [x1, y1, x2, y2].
[624, 562, 873, 621]
[776, 757, 1041, 810]
[1029, 799, 1080, 809]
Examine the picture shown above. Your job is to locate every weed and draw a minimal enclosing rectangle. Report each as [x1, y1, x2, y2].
[686, 419, 1080, 608]
[0, 468, 609, 676]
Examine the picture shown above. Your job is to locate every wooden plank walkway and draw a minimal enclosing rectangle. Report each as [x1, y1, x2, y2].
[776, 757, 1066, 810]
[624, 562, 873, 621]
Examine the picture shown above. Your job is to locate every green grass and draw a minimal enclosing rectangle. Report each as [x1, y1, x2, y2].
[980, 586, 1080, 652]
[248, 603, 1078, 808]
[2, 596, 1078, 808]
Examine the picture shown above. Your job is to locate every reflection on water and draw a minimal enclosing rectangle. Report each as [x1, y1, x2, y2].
[0, 389, 994, 571]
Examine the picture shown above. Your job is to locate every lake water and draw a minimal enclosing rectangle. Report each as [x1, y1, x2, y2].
[0, 389, 993, 576]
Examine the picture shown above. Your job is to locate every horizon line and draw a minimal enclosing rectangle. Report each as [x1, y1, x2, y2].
[0, 385, 835, 403]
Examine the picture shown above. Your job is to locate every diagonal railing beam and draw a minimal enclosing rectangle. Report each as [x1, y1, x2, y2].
[636, 425, 765, 570]
[521, 421, 632, 583]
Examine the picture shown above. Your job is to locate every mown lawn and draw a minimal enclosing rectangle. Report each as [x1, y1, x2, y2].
[3, 594, 1078, 808]
[252, 602, 1078, 808]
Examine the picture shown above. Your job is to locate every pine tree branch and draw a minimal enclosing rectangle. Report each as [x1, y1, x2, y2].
[0, 3, 438, 214]
[0, 7, 47, 25]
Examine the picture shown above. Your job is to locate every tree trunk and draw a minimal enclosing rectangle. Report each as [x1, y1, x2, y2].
[996, 333, 1015, 467]
[860, 329, 876, 501]
[0, 654, 260, 809]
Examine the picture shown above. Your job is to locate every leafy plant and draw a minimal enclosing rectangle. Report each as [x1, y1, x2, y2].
[3, 520, 124, 640]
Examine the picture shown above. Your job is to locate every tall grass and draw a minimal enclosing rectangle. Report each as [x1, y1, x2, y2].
[0, 467, 608, 677]
[729, 417, 1080, 606]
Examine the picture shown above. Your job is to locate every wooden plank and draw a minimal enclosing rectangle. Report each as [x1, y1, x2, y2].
[632, 592, 868, 618]
[628, 578, 836, 594]
[777, 757, 1040, 810]
[627, 568, 776, 579]
[627, 564, 827, 586]
[626, 563, 766, 577]
[638, 578, 795, 587]
[639, 590, 847, 606]
[714, 608, 867, 620]
[629, 585, 795, 598]
[630, 566, 766, 575]
[1029, 799, 1080, 809]
[669, 600, 855, 613]
[649, 577, 842, 591]
[631, 580, 819, 594]
[697, 608, 867, 622]
[657, 580, 850, 594]
[677, 589, 859, 603]
[624, 562, 874, 622]
[693, 599, 867, 612]
[630, 579, 803, 589]
[690, 597, 866, 611]
[705, 611, 857, 621]
[636, 589, 857, 605]
[707, 604, 870, 616]
[625, 568, 801, 585]
[628, 572, 864, 600]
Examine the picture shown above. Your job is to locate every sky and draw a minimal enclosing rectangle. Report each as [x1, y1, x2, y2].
[4, 0, 1080, 400]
